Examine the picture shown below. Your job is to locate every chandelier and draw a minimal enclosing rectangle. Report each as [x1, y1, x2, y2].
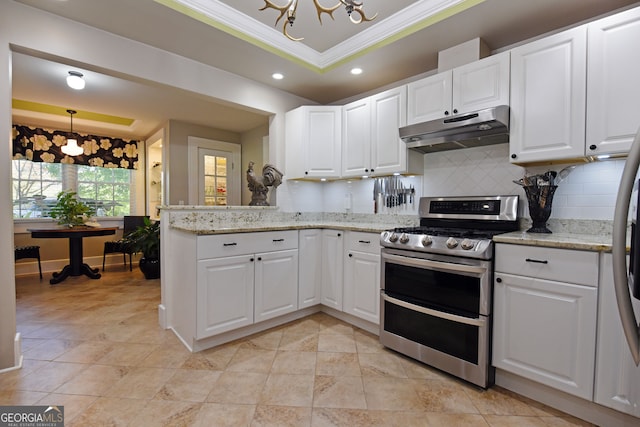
[61, 109, 84, 156]
[259, 0, 377, 41]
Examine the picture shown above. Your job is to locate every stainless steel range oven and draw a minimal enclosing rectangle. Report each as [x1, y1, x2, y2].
[380, 195, 519, 388]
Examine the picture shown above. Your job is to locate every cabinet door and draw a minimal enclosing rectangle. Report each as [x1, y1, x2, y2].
[509, 26, 587, 163]
[493, 272, 597, 399]
[594, 253, 640, 417]
[343, 250, 380, 324]
[370, 86, 407, 176]
[254, 249, 299, 323]
[321, 230, 344, 310]
[407, 72, 452, 124]
[342, 98, 371, 177]
[197, 255, 254, 338]
[305, 106, 342, 177]
[298, 229, 323, 309]
[285, 106, 342, 179]
[453, 51, 510, 114]
[587, 7, 640, 157]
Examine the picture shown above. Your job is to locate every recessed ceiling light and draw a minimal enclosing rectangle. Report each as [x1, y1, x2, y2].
[272, 73, 284, 80]
[350, 68, 363, 75]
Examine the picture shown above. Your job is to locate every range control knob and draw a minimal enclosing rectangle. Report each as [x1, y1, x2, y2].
[399, 233, 410, 244]
[461, 239, 476, 250]
[421, 235, 433, 246]
[446, 237, 459, 249]
[388, 233, 399, 243]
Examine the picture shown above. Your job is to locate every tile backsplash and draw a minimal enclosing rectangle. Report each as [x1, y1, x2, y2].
[278, 143, 626, 221]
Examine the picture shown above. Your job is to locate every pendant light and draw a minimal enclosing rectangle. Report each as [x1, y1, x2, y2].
[62, 109, 83, 156]
[66, 71, 85, 90]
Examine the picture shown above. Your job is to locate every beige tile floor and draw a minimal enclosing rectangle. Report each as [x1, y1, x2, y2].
[0, 268, 595, 426]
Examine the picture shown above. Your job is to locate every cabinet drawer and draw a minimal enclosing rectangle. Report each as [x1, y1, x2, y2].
[197, 230, 298, 259]
[495, 244, 598, 287]
[345, 231, 381, 254]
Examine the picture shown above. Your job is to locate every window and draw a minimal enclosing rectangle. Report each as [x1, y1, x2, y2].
[12, 160, 133, 219]
[203, 154, 228, 206]
[12, 160, 63, 218]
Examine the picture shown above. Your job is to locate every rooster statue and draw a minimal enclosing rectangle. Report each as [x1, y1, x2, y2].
[247, 161, 284, 206]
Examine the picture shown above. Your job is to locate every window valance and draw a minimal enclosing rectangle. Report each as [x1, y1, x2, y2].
[12, 124, 139, 170]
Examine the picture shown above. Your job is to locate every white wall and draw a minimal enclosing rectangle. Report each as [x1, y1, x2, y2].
[0, 0, 311, 370]
[281, 143, 625, 221]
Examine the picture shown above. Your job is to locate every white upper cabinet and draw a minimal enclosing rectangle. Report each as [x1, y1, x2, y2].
[342, 97, 372, 177]
[407, 51, 510, 125]
[587, 6, 640, 157]
[509, 26, 587, 164]
[285, 106, 342, 179]
[342, 86, 418, 178]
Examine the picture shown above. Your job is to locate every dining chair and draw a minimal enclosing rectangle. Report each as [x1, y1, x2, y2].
[102, 215, 148, 271]
[15, 245, 42, 279]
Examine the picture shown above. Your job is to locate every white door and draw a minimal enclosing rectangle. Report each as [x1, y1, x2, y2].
[406, 71, 452, 124]
[493, 272, 597, 399]
[342, 98, 371, 177]
[595, 254, 640, 417]
[370, 86, 407, 176]
[509, 26, 587, 163]
[298, 229, 323, 308]
[196, 255, 254, 338]
[254, 249, 298, 322]
[198, 148, 233, 206]
[343, 250, 380, 324]
[188, 137, 241, 205]
[587, 7, 640, 157]
[452, 51, 510, 115]
[321, 230, 344, 310]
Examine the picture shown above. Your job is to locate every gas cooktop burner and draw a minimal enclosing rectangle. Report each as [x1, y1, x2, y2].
[380, 195, 520, 260]
[392, 226, 504, 240]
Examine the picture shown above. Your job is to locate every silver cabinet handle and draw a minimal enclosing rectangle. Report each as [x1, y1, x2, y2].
[382, 292, 485, 327]
[613, 126, 640, 366]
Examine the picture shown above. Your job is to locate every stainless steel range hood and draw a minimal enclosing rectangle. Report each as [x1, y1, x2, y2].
[399, 105, 509, 154]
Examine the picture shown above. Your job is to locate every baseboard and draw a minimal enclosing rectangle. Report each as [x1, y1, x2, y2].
[319, 306, 379, 335]
[14, 254, 142, 277]
[495, 369, 639, 426]
[0, 333, 23, 374]
[158, 304, 167, 329]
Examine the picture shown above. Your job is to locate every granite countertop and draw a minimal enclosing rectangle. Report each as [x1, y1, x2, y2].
[164, 207, 629, 252]
[493, 231, 616, 252]
[164, 208, 417, 236]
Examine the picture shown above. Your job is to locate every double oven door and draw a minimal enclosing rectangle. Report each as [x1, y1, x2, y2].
[380, 247, 494, 388]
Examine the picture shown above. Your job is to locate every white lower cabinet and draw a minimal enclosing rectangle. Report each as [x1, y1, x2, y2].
[197, 255, 254, 338]
[321, 229, 344, 310]
[254, 249, 298, 323]
[195, 230, 298, 340]
[594, 253, 640, 417]
[493, 244, 598, 400]
[343, 231, 381, 324]
[298, 229, 323, 309]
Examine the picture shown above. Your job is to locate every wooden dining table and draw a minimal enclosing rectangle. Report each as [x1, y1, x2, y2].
[28, 226, 118, 285]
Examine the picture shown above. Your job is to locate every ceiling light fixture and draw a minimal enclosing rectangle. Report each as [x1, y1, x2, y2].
[61, 109, 84, 156]
[272, 72, 284, 80]
[66, 71, 85, 90]
[350, 67, 363, 75]
[259, 0, 377, 41]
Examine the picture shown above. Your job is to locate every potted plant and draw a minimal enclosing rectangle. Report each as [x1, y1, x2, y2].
[122, 217, 160, 279]
[49, 190, 95, 227]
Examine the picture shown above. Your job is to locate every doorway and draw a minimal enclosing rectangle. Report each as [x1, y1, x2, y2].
[188, 137, 241, 206]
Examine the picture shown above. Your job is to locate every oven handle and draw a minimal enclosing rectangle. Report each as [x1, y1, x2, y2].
[382, 292, 486, 327]
[382, 252, 487, 275]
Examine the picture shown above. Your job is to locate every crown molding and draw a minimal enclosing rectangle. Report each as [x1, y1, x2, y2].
[157, 0, 485, 73]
